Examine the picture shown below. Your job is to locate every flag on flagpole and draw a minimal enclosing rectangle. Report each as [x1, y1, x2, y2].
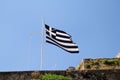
[45, 24, 79, 53]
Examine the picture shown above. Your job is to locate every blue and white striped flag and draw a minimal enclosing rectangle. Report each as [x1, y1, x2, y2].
[45, 24, 79, 53]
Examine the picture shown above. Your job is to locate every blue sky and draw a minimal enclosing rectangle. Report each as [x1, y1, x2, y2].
[0, 0, 120, 71]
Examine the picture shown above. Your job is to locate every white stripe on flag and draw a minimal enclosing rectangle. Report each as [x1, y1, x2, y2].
[56, 32, 70, 37]
[56, 36, 71, 41]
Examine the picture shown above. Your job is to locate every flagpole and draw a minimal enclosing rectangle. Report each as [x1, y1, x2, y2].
[40, 17, 45, 70]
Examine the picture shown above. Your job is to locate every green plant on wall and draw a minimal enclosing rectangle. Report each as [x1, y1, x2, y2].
[85, 63, 90, 68]
[102, 59, 108, 64]
[93, 61, 99, 65]
[102, 59, 119, 65]
[114, 59, 119, 65]
[41, 73, 72, 80]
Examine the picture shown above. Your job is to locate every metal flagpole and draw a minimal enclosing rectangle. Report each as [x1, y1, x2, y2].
[40, 17, 45, 70]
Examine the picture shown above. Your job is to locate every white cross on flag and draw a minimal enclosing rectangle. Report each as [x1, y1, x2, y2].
[45, 24, 79, 53]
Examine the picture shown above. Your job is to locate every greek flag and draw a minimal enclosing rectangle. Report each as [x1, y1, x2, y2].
[45, 24, 79, 53]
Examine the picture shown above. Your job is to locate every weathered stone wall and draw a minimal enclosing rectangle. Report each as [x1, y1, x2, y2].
[0, 70, 120, 80]
[77, 58, 120, 70]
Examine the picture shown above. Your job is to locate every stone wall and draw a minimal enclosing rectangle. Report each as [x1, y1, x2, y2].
[77, 58, 120, 70]
[0, 70, 120, 80]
